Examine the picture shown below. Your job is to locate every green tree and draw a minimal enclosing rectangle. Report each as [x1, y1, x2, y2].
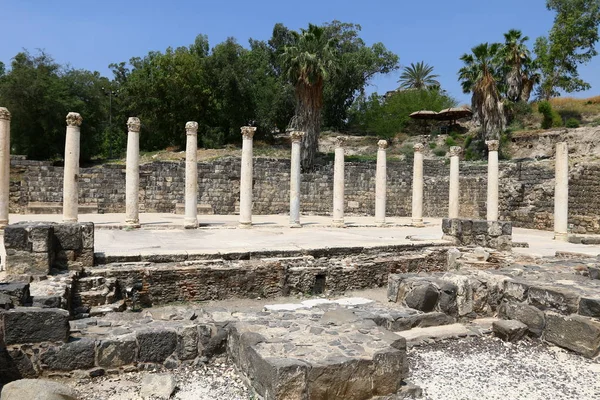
[397, 61, 440, 90]
[499, 29, 531, 101]
[458, 43, 506, 140]
[281, 24, 337, 169]
[534, 0, 600, 99]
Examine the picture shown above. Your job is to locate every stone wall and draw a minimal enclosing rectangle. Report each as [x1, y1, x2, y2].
[8, 156, 600, 233]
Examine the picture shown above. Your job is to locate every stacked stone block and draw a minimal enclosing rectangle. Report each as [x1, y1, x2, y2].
[442, 218, 512, 250]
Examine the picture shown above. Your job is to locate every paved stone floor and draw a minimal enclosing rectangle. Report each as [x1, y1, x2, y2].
[3, 213, 600, 260]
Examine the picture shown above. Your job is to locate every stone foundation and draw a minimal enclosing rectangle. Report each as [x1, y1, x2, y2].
[442, 218, 512, 250]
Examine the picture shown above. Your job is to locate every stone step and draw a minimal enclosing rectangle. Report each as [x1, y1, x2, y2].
[76, 276, 107, 292]
[75, 289, 117, 307]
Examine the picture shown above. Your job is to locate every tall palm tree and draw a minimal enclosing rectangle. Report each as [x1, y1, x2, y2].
[397, 61, 440, 90]
[500, 29, 531, 101]
[281, 24, 337, 170]
[458, 43, 506, 140]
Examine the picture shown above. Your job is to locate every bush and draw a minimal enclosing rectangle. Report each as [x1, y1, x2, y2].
[445, 137, 457, 147]
[538, 101, 562, 129]
[429, 142, 437, 149]
[565, 118, 580, 128]
[434, 149, 447, 157]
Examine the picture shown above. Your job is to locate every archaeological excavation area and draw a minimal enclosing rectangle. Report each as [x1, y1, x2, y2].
[0, 113, 599, 399]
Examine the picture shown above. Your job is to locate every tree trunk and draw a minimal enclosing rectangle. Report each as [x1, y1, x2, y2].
[520, 75, 534, 102]
[473, 88, 506, 141]
[506, 67, 522, 102]
[293, 80, 323, 171]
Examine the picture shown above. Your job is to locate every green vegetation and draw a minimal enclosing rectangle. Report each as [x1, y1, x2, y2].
[538, 101, 563, 128]
[429, 142, 437, 149]
[397, 61, 440, 90]
[565, 118, 580, 128]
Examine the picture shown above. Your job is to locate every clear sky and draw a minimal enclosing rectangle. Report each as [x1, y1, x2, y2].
[1, 0, 599, 105]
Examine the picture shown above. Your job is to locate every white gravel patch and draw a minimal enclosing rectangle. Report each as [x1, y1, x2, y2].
[408, 336, 600, 400]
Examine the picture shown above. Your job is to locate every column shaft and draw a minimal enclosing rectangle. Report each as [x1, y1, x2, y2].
[448, 147, 461, 218]
[239, 127, 256, 228]
[411, 144, 424, 226]
[554, 142, 569, 241]
[486, 140, 499, 221]
[375, 140, 388, 226]
[63, 113, 82, 223]
[332, 137, 345, 226]
[289, 131, 304, 227]
[0, 108, 11, 228]
[125, 117, 141, 226]
[184, 122, 199, 228]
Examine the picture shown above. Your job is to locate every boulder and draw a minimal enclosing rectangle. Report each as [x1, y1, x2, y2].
[0, 379, 79, 400]
[499, 302, 545, 336]
[403, 282, 439, 312]
[139, 374, 176, 400]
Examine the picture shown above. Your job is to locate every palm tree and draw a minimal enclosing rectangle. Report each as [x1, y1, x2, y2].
[397, 61, 440, 90]
[281, 24, 337, 170]
[458, 43, 506, 140]
[500, 29, 531, 102]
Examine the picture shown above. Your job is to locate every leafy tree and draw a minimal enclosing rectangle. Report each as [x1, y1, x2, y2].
[397, 61, 440, 90]
[499, 29, 531, 101]
[458, 43, 506, 140]
[281, 24, 337, 170]
[534, 0, 600, 99]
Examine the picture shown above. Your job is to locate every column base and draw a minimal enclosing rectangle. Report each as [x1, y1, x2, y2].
[554, 232, 569, 241]
[239, 221, 252, 229]
[375, 219, 386, 227]
[289, 222, 302, 228]
[184, 219, 199, 229]
[412, 218, 424, 227]
[63, 217, 78, 223]
[332, 220, 345, 228]
[125, 219, 141, 228]
[0, 220, 7, 229]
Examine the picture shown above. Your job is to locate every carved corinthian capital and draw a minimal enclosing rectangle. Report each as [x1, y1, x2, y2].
[241, 126, 257, 139]
[290, 130, 305, 143]
[334, 136, 346, 148]
[413, 143, 424, 152]
[449, 146, 462, 157]
[127, 117, 141, 133]
[485, 140, 500, 152]
[66, 112, 82, 127]
[0, 107, 11, 121]
[185, 121, 199, 135]
[377, 140, 388, 150]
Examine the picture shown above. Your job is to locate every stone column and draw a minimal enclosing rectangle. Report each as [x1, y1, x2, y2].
[411, 143, 424, 227]
[375, 140, 388, 226]
[332, 137, 345, 227]
[63, 112, 82, 223]
[239, 126, 256, 228]
[125, 117, 141, 227]
[554, 142, 569, 241]
[0, 108, 11, 228]
[448, 146, 462, 219]
[289, 130, 305, 228]
[486, 140, 499, 221]
[184, 121, 199, 229]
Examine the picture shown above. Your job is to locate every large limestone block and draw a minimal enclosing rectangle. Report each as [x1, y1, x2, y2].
[1, 307, 70, 345]
[544, 313, 600, 358]
[0, 379, 79, 400]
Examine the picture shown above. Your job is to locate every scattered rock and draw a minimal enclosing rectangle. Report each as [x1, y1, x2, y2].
[139, 373, 177, 400]
[492, 319, 528, 342]
[0, 378, 79, 400]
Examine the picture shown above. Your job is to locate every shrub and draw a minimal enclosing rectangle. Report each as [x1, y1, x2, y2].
[434, 149, 446, 157]
[429, 142, 437, 149]
[538, 101, 562, 129]
[565, 118, 580, 128]
[445, 137, 457, 147]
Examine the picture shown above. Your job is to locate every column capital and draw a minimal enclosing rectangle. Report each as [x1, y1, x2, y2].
[0, 107, 11, 121]
[66, 112, 82, 127]
[449, 146, 462, 157]
[485, 140, 499, 152]
[413, 143, 424, 152]
[185, 121, 199, 135]
[334, 136, 346, 148]
[290, 130, 305, 143]
[127, 117, 141, 133]
[241, 126, 257, 139]
[377, 140, 388, 150]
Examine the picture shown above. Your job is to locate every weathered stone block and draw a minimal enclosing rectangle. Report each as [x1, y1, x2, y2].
[493, 319, 528, 341]
[0, 379, 79, 400]
[528, 286, 579, 314]
[177, 325, 199, 360]
[544, 313, 600, 358]
[96, 336, 137, 368]
[3, 225, 30, 251]
[5, 249, 51, 275]
[578, 297, 600, 318]
[499, 301, 545, 336]
[0, 283, 30, 306]
[80, 222, 94, 249]
[403, 282, 439, 312]
[53, 223, 82, 250]
[41, 338, 96, 371]
[1, 307, 70, 345]
[136, 328, 178, 363]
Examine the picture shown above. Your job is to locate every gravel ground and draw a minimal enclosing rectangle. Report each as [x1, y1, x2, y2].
[408, 336, 600, 400]
[69, 357, 251, 400]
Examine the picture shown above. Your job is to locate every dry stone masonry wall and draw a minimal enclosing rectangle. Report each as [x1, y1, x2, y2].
[8, 156, 600, 233]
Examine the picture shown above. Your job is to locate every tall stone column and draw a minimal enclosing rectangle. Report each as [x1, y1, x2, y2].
[63, 112, 82, 223]
[332, 137, 345, 227]
[411, 143, 424, 227]
[239, 126, 256, 228]
[0, 108, 11, 228]
[448, 146, 462, 219]
[125, 117, 141, 227]
[486, 140, 499, 221]
[375, 140, 388, 226]
[184, 121, 199, 229]
[289, 130, 305, 228]
[554, 142, 569, 241]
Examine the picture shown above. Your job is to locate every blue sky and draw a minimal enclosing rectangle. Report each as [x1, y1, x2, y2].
[1, 0, 599, 104]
